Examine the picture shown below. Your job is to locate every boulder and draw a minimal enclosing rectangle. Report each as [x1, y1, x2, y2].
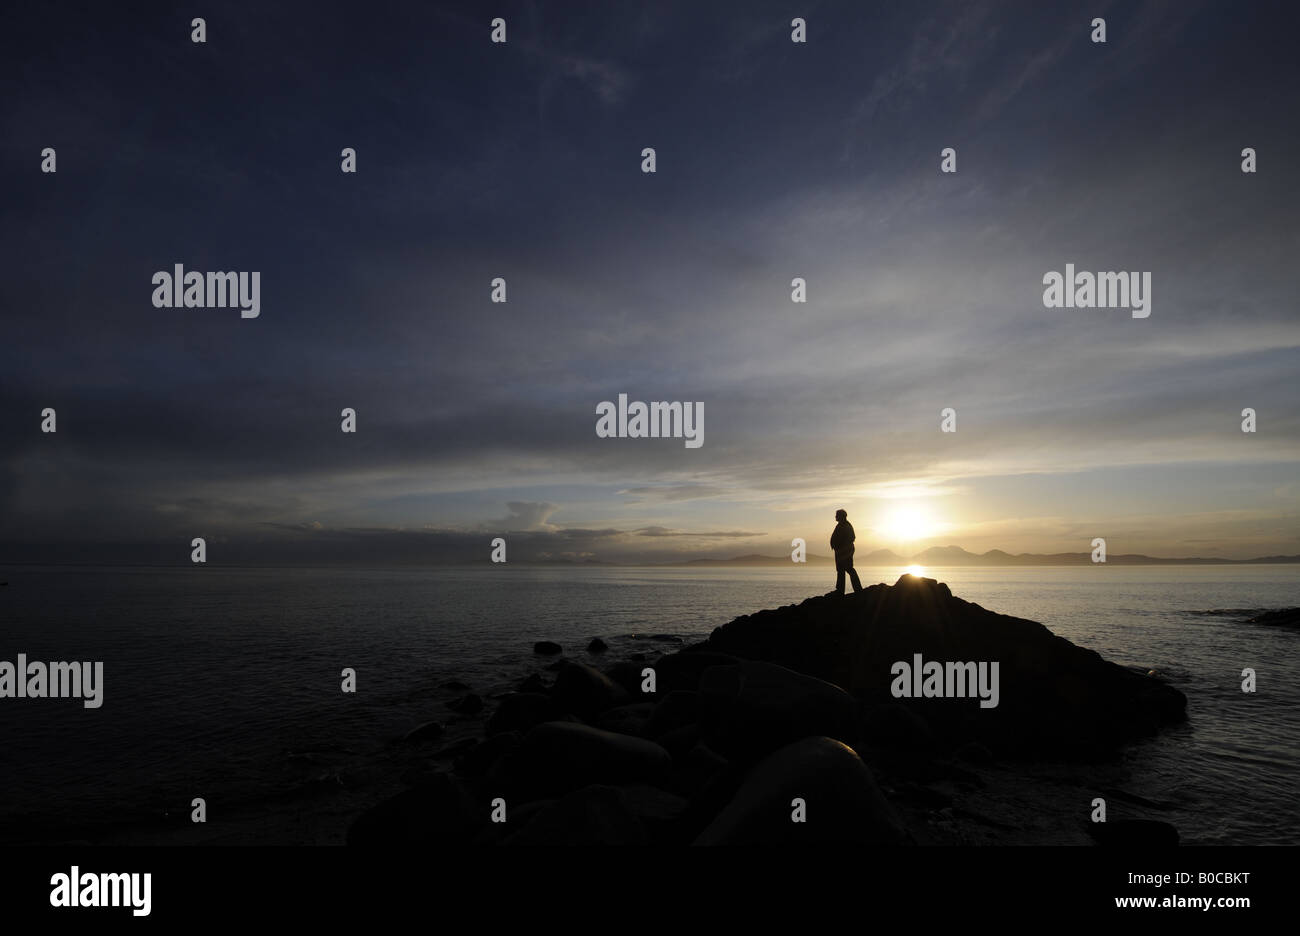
[595, 702, 655, 736]
[400, 720, 445, 744]
[471, 799, 554, 847]
[644, 690, 701, 739]
[860, 701, 934, 751]
[399, 762, 439, 787]
[665, 741, 730, 800]
[433, 737, 478, 760]
[588, 637, 609, 653]
[618, 784, 691, 843]
[654, 723, 702, 759]
[517, 673, 548, 694]
[486, 692, 561, 736]
[694, 737, 909, 845]
[698, 660, 859, 760]
[504, 785, 648, 846]
[552, 660, 627, 717]
[498, 721, 672, 798]
[533, 641, 563, 655]
[447, 693, 483, 715]
[603, 660, 650, 697]
[347, 773, 480, 846]
[455, 731, 519, 777]
[953, 740, 993, 765]
[653, 650, 742, 693]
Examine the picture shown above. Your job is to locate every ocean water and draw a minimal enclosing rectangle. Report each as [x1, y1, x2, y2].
[0, 563, 1296, 844]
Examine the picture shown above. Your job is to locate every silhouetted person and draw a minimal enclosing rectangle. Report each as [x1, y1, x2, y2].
[831, 508, 864, 595]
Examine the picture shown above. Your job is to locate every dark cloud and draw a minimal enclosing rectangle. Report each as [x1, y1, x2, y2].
[1, 0, 1297, 560]
[634, 527, 763, 538]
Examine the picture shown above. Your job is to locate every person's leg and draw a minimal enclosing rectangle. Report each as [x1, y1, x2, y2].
[835, 566, 846, 595]
[849, 565, 864, 593]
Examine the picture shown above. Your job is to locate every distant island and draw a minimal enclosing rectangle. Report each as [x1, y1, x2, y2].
[662, 546, 1300, 567]
[15, 545, 1295, 569]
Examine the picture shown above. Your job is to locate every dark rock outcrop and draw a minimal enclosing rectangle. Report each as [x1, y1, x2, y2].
[533, 640, 563, 655]
[1246, 608, 1300, 628]
[694, 737, 909, 845]
[696, 575, 1187, 758]
[351, 574, 1196, 848]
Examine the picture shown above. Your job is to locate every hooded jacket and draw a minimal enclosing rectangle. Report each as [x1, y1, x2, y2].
[830, 520, 855, 557]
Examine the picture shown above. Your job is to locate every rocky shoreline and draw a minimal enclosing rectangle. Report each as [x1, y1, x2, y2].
[348, 575, 1189, 846]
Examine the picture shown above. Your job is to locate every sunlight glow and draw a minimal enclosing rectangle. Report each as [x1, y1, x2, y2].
[878, 504, 942, 542]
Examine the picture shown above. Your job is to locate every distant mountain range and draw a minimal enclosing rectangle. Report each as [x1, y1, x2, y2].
[668, 546, 1300, 567]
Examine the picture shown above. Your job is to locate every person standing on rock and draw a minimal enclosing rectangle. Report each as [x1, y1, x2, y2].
[830, 508, 864, 596]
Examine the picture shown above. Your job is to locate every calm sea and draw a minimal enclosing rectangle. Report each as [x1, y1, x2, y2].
[0, 563, 1296, 844]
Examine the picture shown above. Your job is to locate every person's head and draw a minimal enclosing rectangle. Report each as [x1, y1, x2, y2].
[835, 509, 847, 521]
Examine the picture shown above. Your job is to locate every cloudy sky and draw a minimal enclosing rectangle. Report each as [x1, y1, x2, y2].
[2, 0, 1297, 563]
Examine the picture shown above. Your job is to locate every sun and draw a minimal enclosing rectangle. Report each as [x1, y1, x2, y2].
[878, 504, 940, 542]
[904, 564, 927, 577]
